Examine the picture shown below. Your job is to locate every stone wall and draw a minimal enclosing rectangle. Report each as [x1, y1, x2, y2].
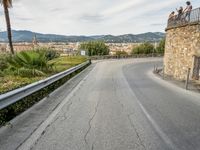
[164, 23, 200, 80]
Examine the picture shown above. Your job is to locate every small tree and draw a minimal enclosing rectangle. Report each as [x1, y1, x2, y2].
[156, 38, 165, 54]
[132, 42, 154, 54]
[79, 41, 109, 56]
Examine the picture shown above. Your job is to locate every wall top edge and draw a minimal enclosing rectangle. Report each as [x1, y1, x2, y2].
[165, 22, 200, 31]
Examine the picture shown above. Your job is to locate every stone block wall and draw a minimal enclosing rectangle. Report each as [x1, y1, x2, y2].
[164, 23, 200, 80]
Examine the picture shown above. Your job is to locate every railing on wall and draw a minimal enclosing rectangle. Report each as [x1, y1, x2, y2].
[167, 7, 200, 28]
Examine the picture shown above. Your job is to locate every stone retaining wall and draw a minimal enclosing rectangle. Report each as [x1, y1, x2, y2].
[164, 23, 200, 80]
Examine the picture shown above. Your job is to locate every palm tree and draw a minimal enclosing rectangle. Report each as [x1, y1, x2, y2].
[1, 0, 14, 54]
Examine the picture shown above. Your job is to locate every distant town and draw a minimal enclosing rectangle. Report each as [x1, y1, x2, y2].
[0, 40, 154, 55]
[0, 30, 164, 55]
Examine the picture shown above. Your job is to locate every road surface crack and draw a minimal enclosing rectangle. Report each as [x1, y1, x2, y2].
[84, 98, 101, 150]
[59, 101, 73, 121]
[112, 75, 146, 149]
[18, 100, 74, 150]
[128, 114, 147, 150]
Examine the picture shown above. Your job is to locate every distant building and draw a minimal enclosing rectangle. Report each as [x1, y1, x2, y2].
[107, 43, 141, 55]
[5, 35, 39, 52]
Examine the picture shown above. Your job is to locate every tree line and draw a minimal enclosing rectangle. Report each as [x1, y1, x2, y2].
[132, 39, 165, 55]
[79, 39, 165, 56]
[79, 41, 110, 56]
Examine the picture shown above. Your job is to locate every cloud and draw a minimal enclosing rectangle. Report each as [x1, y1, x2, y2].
[102, 0, 146, 16]
[0, 0, 198, 35]
[79, 14, 105, 22]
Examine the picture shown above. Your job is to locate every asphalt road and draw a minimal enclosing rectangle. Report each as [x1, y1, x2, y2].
[17, 58, 200, 150]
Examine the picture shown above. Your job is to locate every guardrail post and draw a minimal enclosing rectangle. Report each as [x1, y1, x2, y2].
[185, 68, 191, 90]
[89, 59, 92, 64]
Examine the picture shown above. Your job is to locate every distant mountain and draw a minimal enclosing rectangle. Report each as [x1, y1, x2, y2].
[0, 30, 165, 43]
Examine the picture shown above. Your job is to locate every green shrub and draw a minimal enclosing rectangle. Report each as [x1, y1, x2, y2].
[6, 50, 54, 77]
[0, 71, 4, 77]
[0, 54, 9, 71]
[46, 50, 60, 60]
[132, 42, 154, 54]
[115, 51, 128, 57]
[156, 38, 165, 54]
[35, 48, 60, 61]
[79, 41, 109, 56]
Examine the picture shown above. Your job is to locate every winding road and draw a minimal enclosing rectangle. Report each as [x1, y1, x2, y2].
[3, 58, 200, 150]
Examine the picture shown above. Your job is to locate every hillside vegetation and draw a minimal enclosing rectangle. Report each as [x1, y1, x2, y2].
[0, 30, 165, 43]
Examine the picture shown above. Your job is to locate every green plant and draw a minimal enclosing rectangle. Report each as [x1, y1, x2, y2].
[0, 54, 9, 71]
[35, 48, 60, 61]
[6, 50, 54, 77]
[115, 51, 128, 57]
[156, 38, 165, 54]
[132, 42, 154, 54]
[0, 71, 4, 77]
[0, 56, 87, 94]
[79, 41, 109, 56]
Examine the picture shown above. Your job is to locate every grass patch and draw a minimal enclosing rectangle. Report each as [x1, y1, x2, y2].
[0, 76, 44, 94]
[51, 56, 88, 72]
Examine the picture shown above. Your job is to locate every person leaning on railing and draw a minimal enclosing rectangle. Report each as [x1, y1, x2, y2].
[169, 11, 175, 20]
[168, 11, 176, 26]
[176, 6, 184, 21]
[183, 1, 192, 22]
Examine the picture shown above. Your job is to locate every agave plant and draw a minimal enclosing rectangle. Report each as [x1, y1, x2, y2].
[0, 53, 9, 71]
[6, 51, 54, 77]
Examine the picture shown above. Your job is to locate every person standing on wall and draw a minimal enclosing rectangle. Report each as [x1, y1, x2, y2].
[184, 1, 192, 22]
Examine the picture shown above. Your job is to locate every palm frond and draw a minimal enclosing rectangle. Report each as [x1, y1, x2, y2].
[1, 0, 12, 8]
[6, 50, 54, 77]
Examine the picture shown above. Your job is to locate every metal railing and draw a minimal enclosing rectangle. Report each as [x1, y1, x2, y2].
[0, 60, 90, 110]
[167, 7, 200, 28]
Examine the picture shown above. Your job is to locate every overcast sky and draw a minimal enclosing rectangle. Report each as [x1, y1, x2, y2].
[0, 0, 199, 35]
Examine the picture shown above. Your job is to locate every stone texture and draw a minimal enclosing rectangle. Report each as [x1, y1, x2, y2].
[164, 24, 200, 80]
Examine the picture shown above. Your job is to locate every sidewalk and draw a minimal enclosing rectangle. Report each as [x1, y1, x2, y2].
[154, 69, 200, 93]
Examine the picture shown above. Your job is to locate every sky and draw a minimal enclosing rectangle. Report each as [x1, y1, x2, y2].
[0, 0, 199, 36]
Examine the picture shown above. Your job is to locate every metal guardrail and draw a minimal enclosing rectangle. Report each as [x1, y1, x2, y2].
[0, 61, 90, 110]
[167, 7, 200, 28]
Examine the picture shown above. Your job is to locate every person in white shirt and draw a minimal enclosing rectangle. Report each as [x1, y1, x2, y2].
[184, 1, 192, 22]
[169, 11, 175, 20]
